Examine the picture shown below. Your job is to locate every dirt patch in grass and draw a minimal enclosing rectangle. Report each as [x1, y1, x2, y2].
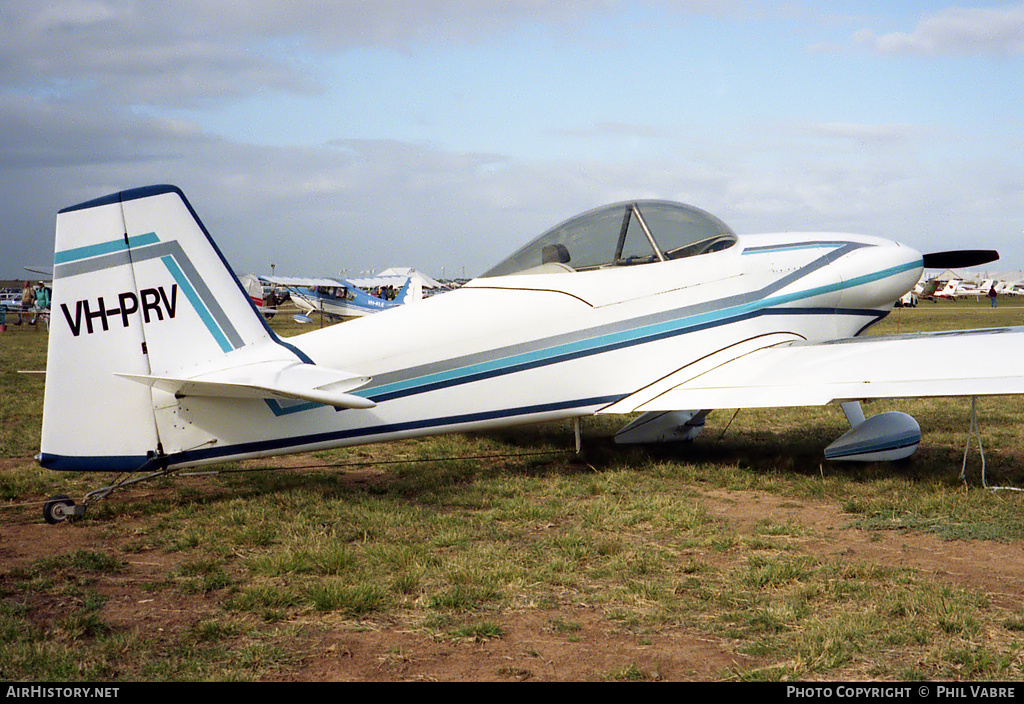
[281, 606, 748, 682]
[698, 487, 1024, 611]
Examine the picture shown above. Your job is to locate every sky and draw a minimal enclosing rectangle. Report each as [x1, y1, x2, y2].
[1, 1, 1022, 280]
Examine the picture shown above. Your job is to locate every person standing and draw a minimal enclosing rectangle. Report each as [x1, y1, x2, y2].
[31, 282, 49, 325]
[15, 282, 34, 325]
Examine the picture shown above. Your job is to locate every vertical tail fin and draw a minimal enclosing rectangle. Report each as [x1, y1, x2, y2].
[392, 276, 422, 305]
[40, 185, 282, 471]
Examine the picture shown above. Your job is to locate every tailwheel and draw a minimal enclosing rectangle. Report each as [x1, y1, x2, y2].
[42, 494, 82, 524]
[40, 462, 177, 525]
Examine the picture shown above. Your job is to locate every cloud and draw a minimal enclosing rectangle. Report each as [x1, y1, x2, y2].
[1, 1, 767, 108]
[0, 93, 207, 170]
[0, 0, 625, 108]
[2, 2, 1022, 277]
[3, 83, 1019, 278]
[0, 2, 319, 108]
[547, 122, 673, 139]
[855, 4, 1024, 57]
[787, 123, 937, 160]
[0, 94, 612, 277]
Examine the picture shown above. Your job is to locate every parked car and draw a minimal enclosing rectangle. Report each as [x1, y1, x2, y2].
[0, 292, 21, 310]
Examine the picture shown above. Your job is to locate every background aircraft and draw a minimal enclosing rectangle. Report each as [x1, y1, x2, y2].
[37, 185, 1018, 523]
[928, 279, 961, 300]
[951, 279, 994, 299]
[238, 273, 281, 319]
[266, 275, 420, 321]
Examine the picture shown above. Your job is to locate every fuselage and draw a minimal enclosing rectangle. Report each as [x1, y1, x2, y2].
[35, 188, 934, 476]
[162, 231, 921, 468]
[291, 285, 397, 318]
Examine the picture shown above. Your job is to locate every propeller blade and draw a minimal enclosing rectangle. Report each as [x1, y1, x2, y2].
[922, 250, 999, 269]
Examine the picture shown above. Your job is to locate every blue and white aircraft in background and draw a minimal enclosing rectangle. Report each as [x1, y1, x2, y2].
[37, 185, 1014, 523]
[265, 274, 420, 321]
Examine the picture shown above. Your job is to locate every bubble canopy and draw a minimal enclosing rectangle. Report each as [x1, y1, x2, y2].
[480, 200, 738, 278]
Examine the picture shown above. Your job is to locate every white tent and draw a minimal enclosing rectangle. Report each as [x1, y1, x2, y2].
[929, 268, 979, 284]
[347, 267, 444, 290]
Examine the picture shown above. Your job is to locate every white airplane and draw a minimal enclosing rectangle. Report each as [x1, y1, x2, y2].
[953, 279, 994, 299]
[238, 273, 280, 318]
[267, 275, 420, 320]
[37, 185, 1016, 523]
[931, 279, 961, 300]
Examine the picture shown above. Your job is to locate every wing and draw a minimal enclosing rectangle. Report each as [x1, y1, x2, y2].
[601, 327, 1024, 414]
[263, 275, 345, 288]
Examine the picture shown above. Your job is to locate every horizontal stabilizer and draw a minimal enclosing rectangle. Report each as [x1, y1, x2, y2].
[118, 361, 376, 410]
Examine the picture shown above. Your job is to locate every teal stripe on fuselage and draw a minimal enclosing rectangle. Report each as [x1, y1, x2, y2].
[356, 258, 921, 401]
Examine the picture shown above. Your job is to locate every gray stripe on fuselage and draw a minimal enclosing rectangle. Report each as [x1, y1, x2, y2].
[359, 241, 869, 394]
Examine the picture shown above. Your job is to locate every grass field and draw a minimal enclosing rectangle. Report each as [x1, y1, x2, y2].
[2, 298, 1024, 681]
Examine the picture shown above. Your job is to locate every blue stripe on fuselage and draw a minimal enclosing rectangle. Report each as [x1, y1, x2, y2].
[41, 394, 623, 471]
[354, 257, 920, 404]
